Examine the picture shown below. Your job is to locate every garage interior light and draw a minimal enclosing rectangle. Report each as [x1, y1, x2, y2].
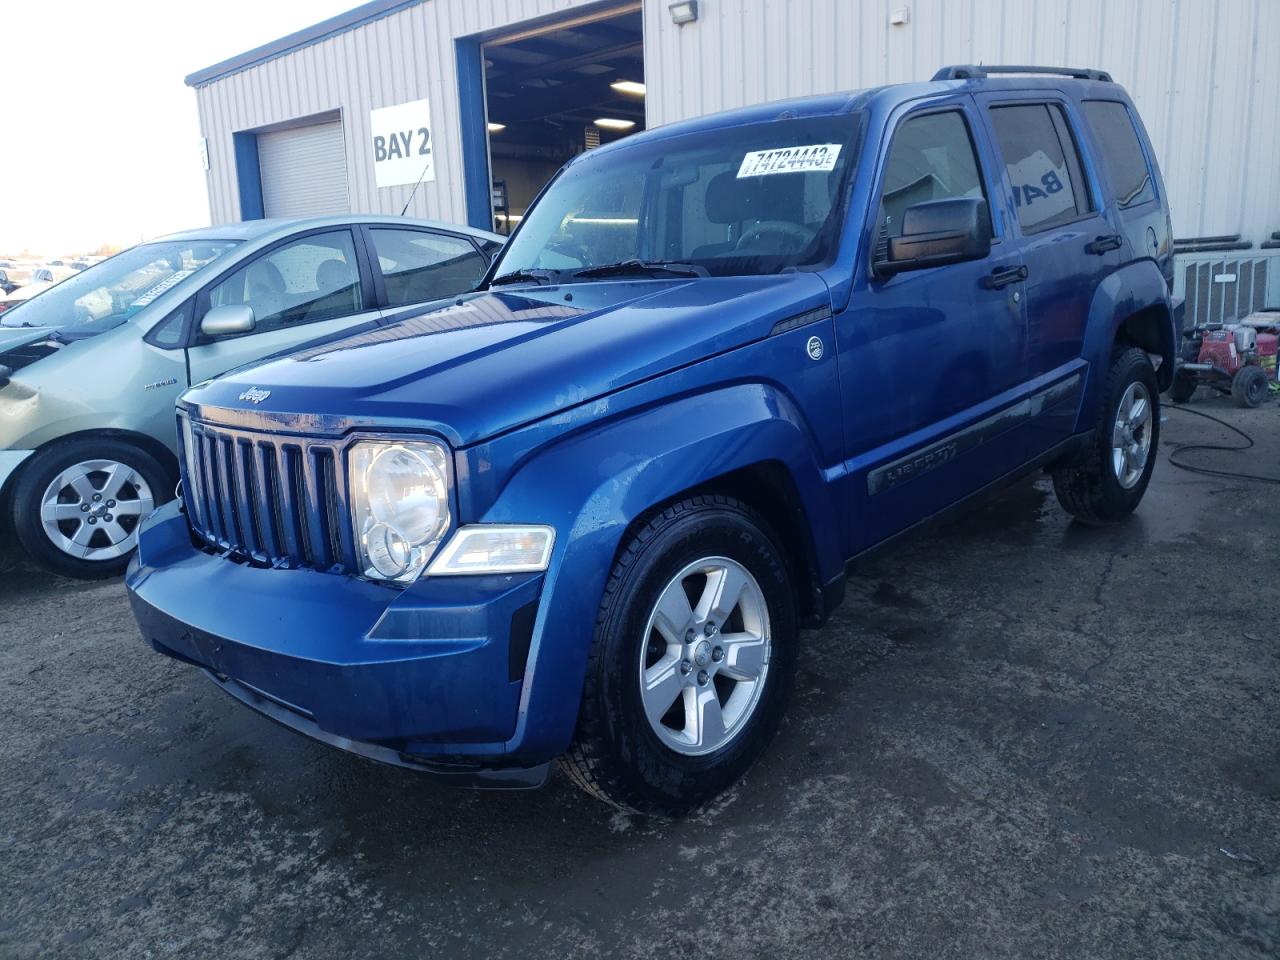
[487, 122, 506, 133]
[593, 117, 636, 130]
[669, 1, 698, 25]
[609, 80, 647, 97]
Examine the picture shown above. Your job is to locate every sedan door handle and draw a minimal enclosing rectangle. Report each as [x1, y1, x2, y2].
[1085, 234, 1123, 255]
[982, 264, 1028, 289]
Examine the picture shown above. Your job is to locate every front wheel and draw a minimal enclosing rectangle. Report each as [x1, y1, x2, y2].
[1052, 347, 1159, 525]
[561, 495, 798, 816]
[10, 438, 170, 579]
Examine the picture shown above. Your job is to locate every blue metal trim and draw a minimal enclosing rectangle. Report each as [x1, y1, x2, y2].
[455, 36, 492, 230]
[185, 0, 425, 88]
[233, 132, 265, 221]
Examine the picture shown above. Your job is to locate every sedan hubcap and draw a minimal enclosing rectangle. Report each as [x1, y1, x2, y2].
[639, 556, 771, 756]
[1111, 382, 1153, 489]
[40, 459, 154, 561]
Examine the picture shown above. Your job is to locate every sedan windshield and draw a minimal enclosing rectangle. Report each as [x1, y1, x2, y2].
[0, 239, 240, 333]
[493, 113, 861, 283]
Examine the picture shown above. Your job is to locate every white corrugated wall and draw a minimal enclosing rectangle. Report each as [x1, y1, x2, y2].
[194, 0, 1279, 243]
[195, 0, 589, 226]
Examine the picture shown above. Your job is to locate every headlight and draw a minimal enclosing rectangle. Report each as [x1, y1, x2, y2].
[349, 439, 451, 583]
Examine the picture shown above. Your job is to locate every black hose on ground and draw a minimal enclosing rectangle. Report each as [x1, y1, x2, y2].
[1164, 402, 1280, 485]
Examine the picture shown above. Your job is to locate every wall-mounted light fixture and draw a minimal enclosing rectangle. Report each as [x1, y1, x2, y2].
[594, 117, 636, 131]
[609, 79, 647, 97]
[669, 1, 698, 25]
[486, 122, 506, 133]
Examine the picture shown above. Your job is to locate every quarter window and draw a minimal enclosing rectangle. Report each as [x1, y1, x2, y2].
[877, 110, 990, 243]
[988, 103, 1092, 231]
[369, 229, 488, 308]
[1082, 101, 1156, 208]
[207, 230, 363, 335]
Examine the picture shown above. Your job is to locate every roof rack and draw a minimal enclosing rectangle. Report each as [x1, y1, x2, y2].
[933, 65, 1114, 82]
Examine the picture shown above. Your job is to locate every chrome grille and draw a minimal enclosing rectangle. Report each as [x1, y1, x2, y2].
[178, 414, 356, 572]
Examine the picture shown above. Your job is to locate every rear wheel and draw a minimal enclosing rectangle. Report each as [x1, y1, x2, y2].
[1052, 347, 1159, 525]
[11, 438, 170, 579]
[1231, 365, 1268, 408]
[561, 495, 797, 816]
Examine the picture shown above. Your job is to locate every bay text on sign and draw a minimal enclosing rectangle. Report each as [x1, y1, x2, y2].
[371, 98, 434, 189]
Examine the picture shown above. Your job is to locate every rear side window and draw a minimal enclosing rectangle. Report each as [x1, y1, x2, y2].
[877, 110, 990, 241]
[369, 229, 488, 308]
[1082, 101, 1156, 208]
[988, 103, 1092, 232]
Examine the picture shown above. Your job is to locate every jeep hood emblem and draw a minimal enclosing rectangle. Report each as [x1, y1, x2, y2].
[239, 387, 271, 405]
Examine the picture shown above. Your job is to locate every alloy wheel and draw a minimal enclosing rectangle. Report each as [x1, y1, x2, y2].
[39, 459, 155, 562]
[638, 556, 771, 756]
[1111, 381, 1153, 489]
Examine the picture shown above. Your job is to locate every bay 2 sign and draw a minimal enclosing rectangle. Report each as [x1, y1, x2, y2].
[371, 98, 434, 189]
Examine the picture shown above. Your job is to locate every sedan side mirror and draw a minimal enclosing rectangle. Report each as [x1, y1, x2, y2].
[874, 197, 992, 278]
[201, 304, 256, 337]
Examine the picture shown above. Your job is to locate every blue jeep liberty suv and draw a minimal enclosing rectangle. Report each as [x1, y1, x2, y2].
[127, 66, 1177, 815]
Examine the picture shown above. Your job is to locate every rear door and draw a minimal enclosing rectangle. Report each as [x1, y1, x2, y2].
[838, 100, 1031, 550]
[975, 93, 1114, 453]
[185, 227, 380, 384]
[1078, 99, 1170, 272]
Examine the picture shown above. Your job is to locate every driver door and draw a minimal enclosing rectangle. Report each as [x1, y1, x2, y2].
[837, 103, 1031, 551]
[186, 228, 379, 384]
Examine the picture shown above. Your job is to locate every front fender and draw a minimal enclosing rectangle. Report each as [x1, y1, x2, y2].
[477, 382, 840, 763]
[1079, 261, 1176, 425]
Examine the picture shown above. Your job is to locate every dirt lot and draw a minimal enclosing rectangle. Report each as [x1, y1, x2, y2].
[1, 398, 1277, 960]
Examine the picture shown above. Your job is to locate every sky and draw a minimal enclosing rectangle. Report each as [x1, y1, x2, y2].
[0, 0, 356, 256]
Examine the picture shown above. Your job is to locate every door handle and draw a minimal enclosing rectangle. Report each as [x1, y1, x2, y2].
[1085, 234, 1123, 255]
[982, 264, 1028, 289]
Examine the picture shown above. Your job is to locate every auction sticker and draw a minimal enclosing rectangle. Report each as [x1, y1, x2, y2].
[737, 144, 842, 177]
[132, 269, 194, 308]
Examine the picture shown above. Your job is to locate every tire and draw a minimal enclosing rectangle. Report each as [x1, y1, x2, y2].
[1052, 347, 1159, 525]
[1167, 367, 1198, 403]
[560, 495, 798, 816]
[10, 437, 171, 579]
[1231, 365, 1268, 408]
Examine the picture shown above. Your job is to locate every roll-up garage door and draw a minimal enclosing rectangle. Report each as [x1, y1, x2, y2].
[258, 120, 350, 218]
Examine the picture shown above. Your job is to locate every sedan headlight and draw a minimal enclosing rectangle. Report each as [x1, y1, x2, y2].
[349, 440, 451, 584]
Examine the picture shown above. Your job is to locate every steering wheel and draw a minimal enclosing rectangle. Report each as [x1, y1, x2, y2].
[735, 220, 815, 253]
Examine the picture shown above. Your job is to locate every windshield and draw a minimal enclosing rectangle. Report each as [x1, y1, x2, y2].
[493, 113, 861, 283]
[0, 238, 240, 332]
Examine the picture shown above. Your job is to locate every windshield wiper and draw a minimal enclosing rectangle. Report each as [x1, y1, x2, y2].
[569, 259, 709, 281]
[490, 268, 561, 287]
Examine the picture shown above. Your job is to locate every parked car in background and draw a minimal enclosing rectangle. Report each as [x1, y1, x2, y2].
[0, 215, 503, 578]
[0, 268, 56, 313]
[127, 66, 1176, 814]
[0, 269, 25, 295]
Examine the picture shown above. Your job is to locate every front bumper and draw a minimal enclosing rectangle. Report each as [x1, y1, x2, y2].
[127, 501, 550, 784]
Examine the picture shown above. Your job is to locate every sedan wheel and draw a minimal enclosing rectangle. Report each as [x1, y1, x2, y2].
[39, 459, 155, 562]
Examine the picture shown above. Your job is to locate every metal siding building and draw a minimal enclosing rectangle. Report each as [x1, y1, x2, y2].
[190, 0, 1280, 247]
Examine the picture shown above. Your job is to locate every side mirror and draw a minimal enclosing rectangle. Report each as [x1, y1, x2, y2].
[874, 197, 991, 278]
[201, 304, 255, 337]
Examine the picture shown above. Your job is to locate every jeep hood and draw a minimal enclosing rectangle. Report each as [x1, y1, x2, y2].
[183, 274, 831, 447]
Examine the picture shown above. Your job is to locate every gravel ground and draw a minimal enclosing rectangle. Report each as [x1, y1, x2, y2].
[1, 396, 1277, 959]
